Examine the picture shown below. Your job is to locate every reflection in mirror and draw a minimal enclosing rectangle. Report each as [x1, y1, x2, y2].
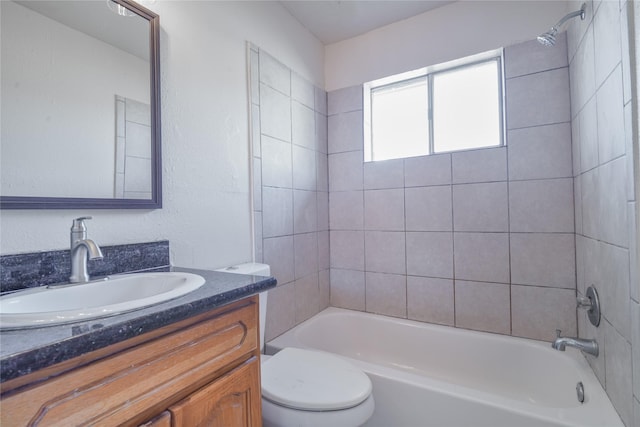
[0, 0, 161, 209]
[115, 96, 152, 199]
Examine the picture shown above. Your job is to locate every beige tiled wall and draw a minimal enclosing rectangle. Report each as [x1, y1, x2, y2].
[567, 1, 638, 425]
[327, 32, 577, 343]
[252, 6, 640, 423]
[249, 46, 330, 342]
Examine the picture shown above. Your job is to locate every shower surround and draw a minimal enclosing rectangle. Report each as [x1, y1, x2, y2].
[253, 6, 639, 423]
[249, 45, 331, 342]
[327, 33, 576, 343]
[567, 1, 638, 425]
[254, 35, 577, 342]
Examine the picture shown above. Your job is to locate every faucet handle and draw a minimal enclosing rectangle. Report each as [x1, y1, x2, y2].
[556, 329, 562, 338]
[71, 217, 94, 238]
[71, 216, 92, 231]
[577, 295, 592, 309]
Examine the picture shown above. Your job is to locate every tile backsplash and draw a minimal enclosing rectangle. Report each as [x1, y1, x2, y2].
[0, 241, 170, 293]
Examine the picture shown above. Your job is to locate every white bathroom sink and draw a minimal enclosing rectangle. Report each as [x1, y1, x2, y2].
[0, 272, 206, 330]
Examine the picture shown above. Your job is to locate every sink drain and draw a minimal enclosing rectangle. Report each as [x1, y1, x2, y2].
[576, 381, 585, 403]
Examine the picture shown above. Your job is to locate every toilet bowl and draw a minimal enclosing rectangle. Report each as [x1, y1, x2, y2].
[216, 263, 375, 427]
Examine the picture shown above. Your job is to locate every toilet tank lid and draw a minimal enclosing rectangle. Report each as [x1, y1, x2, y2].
[214, 263, 270, 276]
[261, 347, 372, 411]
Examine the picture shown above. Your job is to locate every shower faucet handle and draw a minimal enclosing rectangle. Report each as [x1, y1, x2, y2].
[579, 286, 601, 327]
[577, 295, 592, 309]
[555, 329, 562, 339]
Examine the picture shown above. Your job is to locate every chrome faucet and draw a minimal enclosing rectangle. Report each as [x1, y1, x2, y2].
[69, 216, 103, 284]
[552, 329, 599, 357]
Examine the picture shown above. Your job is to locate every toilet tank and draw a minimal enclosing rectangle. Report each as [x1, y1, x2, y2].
[215, 263, 270, 352]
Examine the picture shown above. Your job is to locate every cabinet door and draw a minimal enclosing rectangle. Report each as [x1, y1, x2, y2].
[170, 357, 261, 427]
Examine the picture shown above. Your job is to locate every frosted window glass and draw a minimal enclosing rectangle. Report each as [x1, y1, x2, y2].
[371, 78, 428, 161]
[432, 61, 501, 153]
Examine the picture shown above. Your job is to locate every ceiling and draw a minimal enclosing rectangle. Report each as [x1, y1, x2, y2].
[280, 1, 455, 44]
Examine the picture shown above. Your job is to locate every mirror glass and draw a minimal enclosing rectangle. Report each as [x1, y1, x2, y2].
[0, 0, 161, 209]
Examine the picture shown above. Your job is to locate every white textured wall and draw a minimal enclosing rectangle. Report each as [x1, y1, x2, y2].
[325, 0, 569, 91]
[0, 1, 324, 274]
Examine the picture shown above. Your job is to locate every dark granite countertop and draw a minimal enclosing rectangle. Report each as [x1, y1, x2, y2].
[0, 267, 276, 384]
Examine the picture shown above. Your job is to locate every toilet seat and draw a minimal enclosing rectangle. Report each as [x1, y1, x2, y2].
[261, 347, 372, 411]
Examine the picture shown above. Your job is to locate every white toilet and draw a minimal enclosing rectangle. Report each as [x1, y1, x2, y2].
[217, 263, 375, 427]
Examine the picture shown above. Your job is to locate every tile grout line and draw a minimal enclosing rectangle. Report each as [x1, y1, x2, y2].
[403, 158, 409, 319]
[506, 126, 514, 336]
[450, 153, 456, 328]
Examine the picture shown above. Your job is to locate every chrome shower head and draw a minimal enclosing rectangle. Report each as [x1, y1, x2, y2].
[537, 28, 558, 46]
[537, 3, 586, 47]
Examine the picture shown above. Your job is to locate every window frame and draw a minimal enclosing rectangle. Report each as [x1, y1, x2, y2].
[364, 48, 506, 162]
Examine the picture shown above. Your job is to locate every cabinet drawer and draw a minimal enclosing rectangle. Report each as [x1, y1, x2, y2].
[1, 299, 258, 427]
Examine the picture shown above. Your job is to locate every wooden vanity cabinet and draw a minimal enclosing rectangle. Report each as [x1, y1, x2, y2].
[0, 296, 262, 427]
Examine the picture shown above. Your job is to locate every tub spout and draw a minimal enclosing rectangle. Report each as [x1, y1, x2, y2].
[552, 329, 598, 357]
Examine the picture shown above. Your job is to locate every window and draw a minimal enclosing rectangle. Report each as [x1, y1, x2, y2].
[364, 49, 504, 162]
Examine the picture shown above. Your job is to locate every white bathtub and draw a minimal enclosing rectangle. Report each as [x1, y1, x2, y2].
[266, 308, 623, 427]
